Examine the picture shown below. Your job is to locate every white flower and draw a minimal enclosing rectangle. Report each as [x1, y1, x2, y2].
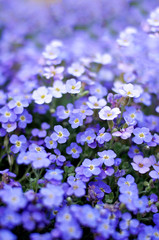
[87, 96, 106, 109]
[68, 63, 85, 77]
[32, 86, 52, 104]
[118, 83, 141, 98]
[65, 79, 81, 94]
[99, 106, 121, 120]
[117, 27, 137, 47]
[147, 8, 159, 27]
[43, 66, 64, 79]
[113, 83, 142, 98]
[49, 81, 66, 98]
[93, 53, 112, 65]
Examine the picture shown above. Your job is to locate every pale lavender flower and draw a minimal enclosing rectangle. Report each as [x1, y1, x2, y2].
[99, 106, 121, 120]
[65, 79, 81, 94]
[131, 155, 151, 174]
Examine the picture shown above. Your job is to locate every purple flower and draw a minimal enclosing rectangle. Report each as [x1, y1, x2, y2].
[51, 125, 70, 144]
[30, 233, 51, 240]
[153, 213, 159, 227]
[2, 208, 21, 229]
[128, 145, 142, 158]
[0, 186, 27, 210]
[16, 151, 32, 165]
[31, 152, 51, 169]
[131, 155, 151, 174]
[123, 106, 143, 126]
[0, 106, 17, 123]
[78, 204, 99, 228]
[149, 165, 159, 179]
[99, 106, 121, 120]
[119, 212, 139, 232]
[89, 179, 111, 200]
[44, 168, 64, 181]
[117, 174, 135, 188]
[69, 113, 83, 128]
[2, 122, 17, 132]
[135, 92, 151, 106]
[97, 219, 113, 239]
[96, 127, 111, 144]
[56, 103, 73, 120]
[98, 150, 116, 166]
[8, 96, 29, 114]
[82, 158, 101, 177]
[67, 176, 86, 197]
[0, 229, 17, 240]
[10, 134, 27, 153]
[81, 128, 96, 144]
[44, 136, 57, 149]
[89, 83, 107, 98]
[73, 107, 93, 120]
[49, 149, 66, 166]
[17, 109, 32, 128]
[0, 169, 16, 178]
[134, 196, 148, 213]
[112, 126, 134, 139]
[58, 220, 82, 240]
[66, 142, 82, 158]
[40, 183, 64, 208]
[132, 127, 152, 144]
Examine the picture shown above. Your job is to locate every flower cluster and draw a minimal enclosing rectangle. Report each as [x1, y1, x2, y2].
[0, 0, 159, 239]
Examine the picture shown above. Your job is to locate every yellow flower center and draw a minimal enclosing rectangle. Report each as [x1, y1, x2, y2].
[55, 88, 60, 92]
[130, 113, 135, 119]
[89, 165, 94, 170]
[127, 91, 132, 95]
[94, 103, 99, 107]
[138, 163, 144, 168]
[86, 136, 92, 141]
[139, 133, 145, 138]
[36, 147, 41, 152]
[71, 85, 76, 90]
[74, 118, 79, 123]
[58, 132, 63, 137]
[107, 113, 112, 117]
[134, 149, 139, 153]
[16, 101, 22, 107]
[49, 140, 53, 145]
[68, 227, 74, 233]
[20, 116, 25, 121]
[16, 141, 21, 147]
[125, 181, 130, 186]
[41, 95, 45, 99]
[72, 148, 77, 153]
[100, 133, 104, 137]
[5, 112, 11, 117]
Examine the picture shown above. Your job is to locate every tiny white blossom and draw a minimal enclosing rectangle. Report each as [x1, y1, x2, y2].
[49, 81, 66, 98]
[93, 53, 112, 65]
[87, 96, 106, 109]
[68, 63, 85, 77]
[99, 106, 121, 120]
[65, 79, 81, 94]
[32, 86, 52, 104]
